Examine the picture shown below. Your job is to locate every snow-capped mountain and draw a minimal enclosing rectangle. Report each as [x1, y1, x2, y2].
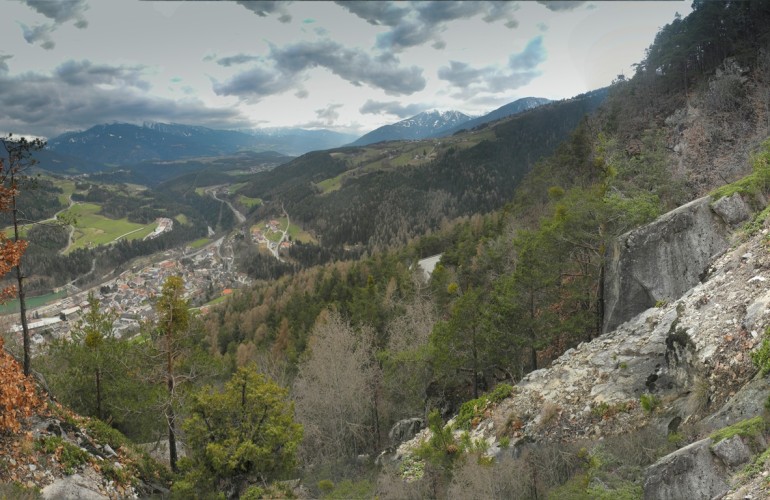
[350, 110, 474, 147]
[438, 97, 551, 136]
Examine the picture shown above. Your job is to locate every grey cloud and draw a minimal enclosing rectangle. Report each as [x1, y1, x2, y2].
[235, 1, 292, 23]
[20, 23, 56, 50]
[486, 70, 542, 93]
[273, 40, 425, 95]
[481, 2, 519, 28]
[335, 1, 409, 27]
[438, 36, 546, 94]
[0, 55, 12, 74]
[295, 88, 309, 99]
[432, 40, 446, 50]
[213, 65, 291, 98]
[215, 39, 425, 99]
[437, 61, 485, 88]
[340, 1, 520, 51]
[23, 0, 89, 27]
[508, 36, 546, 71]
[0, 60, 248, 137]
[537, 1, 586, 12]
[19, 0, 89, 49]
[376, 21, 435, 52]
[359, 100, 427, 118]
[216, 54, 261, 67]
[315, 104, 343, 125]
[416, 1, 495, 24]
[54, 60, 150, 90]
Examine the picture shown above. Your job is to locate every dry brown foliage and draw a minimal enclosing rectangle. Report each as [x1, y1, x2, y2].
[0, 337, 42, 433]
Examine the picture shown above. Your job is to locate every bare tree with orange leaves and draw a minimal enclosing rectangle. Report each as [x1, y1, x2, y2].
[0, 134, 45, 376]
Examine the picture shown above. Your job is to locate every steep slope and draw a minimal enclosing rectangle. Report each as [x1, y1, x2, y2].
[388, 192, 770, 497]
[0, 343, 170, 498]
[350, 110, 473, 146]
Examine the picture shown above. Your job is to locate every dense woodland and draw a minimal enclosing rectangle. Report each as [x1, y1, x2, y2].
[240, 89, 607, 251]
[4, 2, 770, 498]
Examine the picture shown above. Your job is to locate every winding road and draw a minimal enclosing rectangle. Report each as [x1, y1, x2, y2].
[266, 207, 290, 262]
[206, 186, 246, 224]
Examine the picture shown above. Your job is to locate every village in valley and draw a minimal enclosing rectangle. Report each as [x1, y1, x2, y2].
[0, 222, 275, 353]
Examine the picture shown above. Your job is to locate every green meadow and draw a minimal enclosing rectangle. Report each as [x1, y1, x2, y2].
[62, 203, 158, 253]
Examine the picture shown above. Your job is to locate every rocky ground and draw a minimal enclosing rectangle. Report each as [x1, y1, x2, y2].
[391, 201, 770, 498]
[0, 401, 168, 499]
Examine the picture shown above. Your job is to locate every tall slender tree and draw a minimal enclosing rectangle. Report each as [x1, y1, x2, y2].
[0, 135, 45, 376]
[155, 275, 190, 473]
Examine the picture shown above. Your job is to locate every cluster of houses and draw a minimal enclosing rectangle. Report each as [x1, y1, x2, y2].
[3, 235, 252, 354]
[144, 217, 174, 240]
[250, 220, 293, 252]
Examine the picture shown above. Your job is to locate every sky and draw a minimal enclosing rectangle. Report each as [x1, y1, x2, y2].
[0, 0, 692, 139]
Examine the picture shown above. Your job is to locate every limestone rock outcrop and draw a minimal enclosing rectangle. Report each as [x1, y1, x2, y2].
[392, 194, 770, 499]
[603, 195, 750, 333]
[642, 438, 730, 500]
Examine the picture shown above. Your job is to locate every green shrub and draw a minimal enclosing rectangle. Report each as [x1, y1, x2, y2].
[710, 416, 767, 445]
[711, 137, 770, 203]
[322, 479, 374, 499]
[84, 419, 127, 450]
[639, 394, 660, 414]
[36, 436, 91, 474]
[489, 383, 514, 403]
[751, 327, 770, 375]
[0, 482, 41, 500]
[455, 384, 513, 430]
[317, 479, 334, 494]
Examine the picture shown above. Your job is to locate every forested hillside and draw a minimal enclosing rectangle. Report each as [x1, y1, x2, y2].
[7, 1, 770, 499]
[240, 89, 606, 250]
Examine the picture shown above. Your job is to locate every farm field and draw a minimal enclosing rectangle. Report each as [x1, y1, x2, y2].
[188, 237, 211, 249]
[237, 194, 262, 208]
[258, 217, 315, 244]
[62, 203, 158, 253]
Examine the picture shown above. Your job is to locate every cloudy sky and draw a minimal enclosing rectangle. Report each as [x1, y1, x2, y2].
[0, 0, 691, 139]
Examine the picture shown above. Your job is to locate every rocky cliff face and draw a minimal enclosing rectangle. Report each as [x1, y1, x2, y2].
[391, 193, 770, 497]
[603, 193, 752, 333]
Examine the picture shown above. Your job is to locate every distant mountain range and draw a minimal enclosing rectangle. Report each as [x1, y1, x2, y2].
[350, 110, 474, 147]
[349, 97, 551, 146]
[44, 123, 355, 168]
[238, 128, 358, 156]
[38, 96, 551, 175]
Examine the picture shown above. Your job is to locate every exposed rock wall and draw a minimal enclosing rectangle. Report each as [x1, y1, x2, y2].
[642, 438, 730, 500]
[603, 195, 749, 333]
[393, 208, 770, 475]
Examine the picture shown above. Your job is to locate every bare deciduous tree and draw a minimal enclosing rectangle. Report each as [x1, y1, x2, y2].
[292, 310, 379, 464]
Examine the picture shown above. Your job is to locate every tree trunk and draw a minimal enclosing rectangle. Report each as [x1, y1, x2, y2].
[167, 339, 178, 472]
[529, 292, 538, 371]
[95, 368, 102, 421]
[167, 403, 178, 473]
[471, 330, 479, 399]
[12, 190, 30, 376]
[597, 262, 605, 337]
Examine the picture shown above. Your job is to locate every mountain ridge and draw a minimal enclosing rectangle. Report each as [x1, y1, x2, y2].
[45, 122, 353, 166]
[350, 110, 474, 147]
[437, 96, 551, 136]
